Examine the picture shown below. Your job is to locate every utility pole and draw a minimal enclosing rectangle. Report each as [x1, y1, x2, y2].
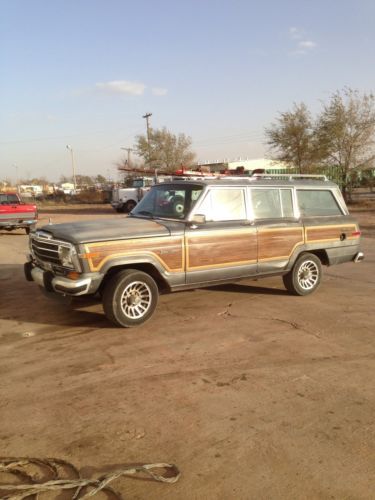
[13, 164, 19, 192]
[142, 112, 152, 164]
[121, 147, 133, 169]
[66, 145, 77, 192]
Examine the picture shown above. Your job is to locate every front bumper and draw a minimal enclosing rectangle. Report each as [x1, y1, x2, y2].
[0, 219, 36, 229]
[110, 201, 121, 208]
[24, 262, 102, 296]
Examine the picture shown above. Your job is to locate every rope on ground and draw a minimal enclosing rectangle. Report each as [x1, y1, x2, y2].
[0, 457, 180, 499]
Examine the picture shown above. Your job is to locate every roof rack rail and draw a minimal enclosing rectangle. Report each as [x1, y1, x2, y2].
[252, 173, 328, 181]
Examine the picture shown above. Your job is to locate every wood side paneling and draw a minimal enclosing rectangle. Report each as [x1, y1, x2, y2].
[187, 229, 257, 269]
[84, 236, 184, 272]
[305, 224, 358, 242]
[258, 228, 304, 261]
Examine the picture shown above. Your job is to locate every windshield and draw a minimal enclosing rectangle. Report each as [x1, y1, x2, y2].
[132, 183, 204, 220]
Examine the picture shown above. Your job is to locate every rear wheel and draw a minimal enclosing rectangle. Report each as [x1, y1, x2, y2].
[283, 253, 322, 296]
[102, 269, 158, 327]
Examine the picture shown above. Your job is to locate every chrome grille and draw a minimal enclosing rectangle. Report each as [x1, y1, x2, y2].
[31, 238, 61, 265]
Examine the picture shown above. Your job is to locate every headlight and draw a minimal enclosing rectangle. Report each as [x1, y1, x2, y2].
[58, 244, 82, 270]
[58, 245, 74, 268]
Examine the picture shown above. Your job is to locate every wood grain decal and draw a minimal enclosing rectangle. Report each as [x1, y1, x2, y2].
[187, 229, 257, 270]
[258, 227, 304, 261]
[305, 224, 359, 243]
[84, 236, 184, 272]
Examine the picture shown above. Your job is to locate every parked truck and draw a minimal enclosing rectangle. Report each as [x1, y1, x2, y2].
[110, 177, 155, 213]
[0, 192, 38, 234]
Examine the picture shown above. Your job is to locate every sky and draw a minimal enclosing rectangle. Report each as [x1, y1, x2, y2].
[1, 0, 375, 183]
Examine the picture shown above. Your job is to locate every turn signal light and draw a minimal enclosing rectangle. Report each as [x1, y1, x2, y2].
[67, 271, 81, 280]
[352, 231, 361, 237]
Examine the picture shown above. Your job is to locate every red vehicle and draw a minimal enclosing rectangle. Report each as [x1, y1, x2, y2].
[0, 192, 38, 234]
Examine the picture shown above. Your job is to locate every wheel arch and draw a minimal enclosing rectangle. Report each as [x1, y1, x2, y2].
[99, 262, 170, 294]
[288, 247, 329, 270]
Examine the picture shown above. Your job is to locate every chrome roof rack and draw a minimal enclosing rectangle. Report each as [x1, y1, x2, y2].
[252, 173, 328, 181]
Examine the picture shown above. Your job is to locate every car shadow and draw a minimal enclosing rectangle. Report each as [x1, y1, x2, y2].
[205, 282, 289, 296]
[0, 231, 27, 236]
[37, 207, 114, 216]
[0, 264, 113, 330]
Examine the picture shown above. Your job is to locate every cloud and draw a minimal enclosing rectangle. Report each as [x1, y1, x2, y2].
[96, 80, 146, 96]
[299, 40, 317, 49]
[289, 26, 303, 39]
[151, 87, 168, 96]
[288, 27, 317, 56]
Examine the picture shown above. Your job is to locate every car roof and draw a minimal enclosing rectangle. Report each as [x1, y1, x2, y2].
[158, 177, 338, 188]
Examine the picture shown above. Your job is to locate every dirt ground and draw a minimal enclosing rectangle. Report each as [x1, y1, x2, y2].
[0, 202, 374, 499]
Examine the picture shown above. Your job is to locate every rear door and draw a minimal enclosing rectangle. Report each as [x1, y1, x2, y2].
[250, 187, 304, 273]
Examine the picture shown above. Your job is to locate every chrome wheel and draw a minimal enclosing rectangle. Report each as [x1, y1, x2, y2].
[283, 253, 322, 296]
[120, 281, 152, 319]
[297, 260, 319, 290]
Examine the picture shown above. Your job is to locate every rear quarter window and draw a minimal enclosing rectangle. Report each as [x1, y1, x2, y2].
[297, 190, 342, 216]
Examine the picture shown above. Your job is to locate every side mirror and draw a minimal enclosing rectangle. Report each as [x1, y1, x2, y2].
[191, 214, 206, 224]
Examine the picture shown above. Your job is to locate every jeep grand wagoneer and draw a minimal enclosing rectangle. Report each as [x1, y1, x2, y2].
[25, 175, 363, 327]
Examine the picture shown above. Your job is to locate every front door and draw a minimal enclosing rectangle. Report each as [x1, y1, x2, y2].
[185, 187, 258, 284]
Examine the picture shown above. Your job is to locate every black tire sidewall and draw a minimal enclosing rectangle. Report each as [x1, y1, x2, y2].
[125, 200, 137, 212]
[291, 253, 322, 296]
[103, 270, 158, 327]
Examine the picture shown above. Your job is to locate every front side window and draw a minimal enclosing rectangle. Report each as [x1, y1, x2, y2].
[297, 190, 342, 216]
[251, 189, 294, 219]
[197, 188, 247, 221]
[132, 184, 203, 219]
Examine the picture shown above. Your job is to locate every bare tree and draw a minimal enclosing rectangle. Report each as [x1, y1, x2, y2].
[134, 127, 195, 172]
[315, 88, 375, 199]
[265, 103, 318, 173]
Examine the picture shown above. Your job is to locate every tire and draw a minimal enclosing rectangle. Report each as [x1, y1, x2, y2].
[102, 269, 159, 327]
[116, 205, 125, 213]
[172, 196, 185, 216]
[125, 200, 137, 212]
[283, 253, 322, 296]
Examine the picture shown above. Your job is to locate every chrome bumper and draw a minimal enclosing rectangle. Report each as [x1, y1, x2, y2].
[0, 219, 36, 228]
[28, 265, 93, 296]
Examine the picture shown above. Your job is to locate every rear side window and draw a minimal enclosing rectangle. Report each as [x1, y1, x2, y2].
[251, 189, 294, 218]
[198, 188, 247, 221]
[297, 190, 342, 216]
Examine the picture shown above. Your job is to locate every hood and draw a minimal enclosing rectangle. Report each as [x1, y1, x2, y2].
[39, 216, 171, 244]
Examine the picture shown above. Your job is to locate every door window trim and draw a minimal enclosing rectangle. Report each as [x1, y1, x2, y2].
[190, 186, 250, 222]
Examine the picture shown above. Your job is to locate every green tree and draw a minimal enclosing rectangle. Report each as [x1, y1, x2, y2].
[95, 174, 107, 184]
[315, 88, 375, 199]
[76, 175, 94, 187]
[134, 127, 195, 172]
[265, 103, 318, 173]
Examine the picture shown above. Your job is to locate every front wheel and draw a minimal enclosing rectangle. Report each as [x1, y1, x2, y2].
[283, 253, 322, 296]
[125, 200, 137, 212]
[102, 269, 159, 327]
